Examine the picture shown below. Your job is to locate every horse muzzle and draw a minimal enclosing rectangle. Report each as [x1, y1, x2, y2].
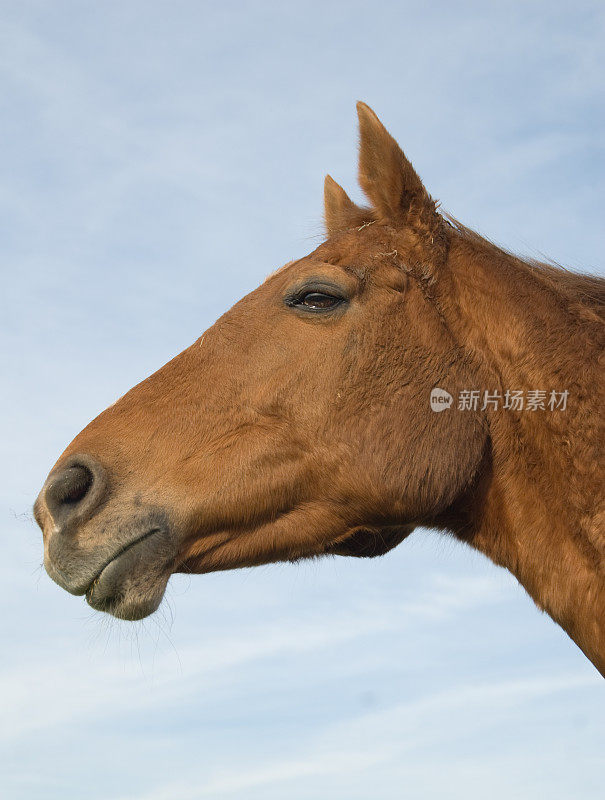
[34, 454, 177, 620]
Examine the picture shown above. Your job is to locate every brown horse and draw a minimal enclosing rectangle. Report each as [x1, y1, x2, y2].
[34, 103, 604, 676]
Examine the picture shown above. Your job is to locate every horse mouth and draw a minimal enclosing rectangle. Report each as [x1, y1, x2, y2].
[85, 528, 172, 620]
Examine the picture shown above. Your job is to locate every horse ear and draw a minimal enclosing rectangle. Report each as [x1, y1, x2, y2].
[324, 174, 367, 235]
[356, 101, 435, 224]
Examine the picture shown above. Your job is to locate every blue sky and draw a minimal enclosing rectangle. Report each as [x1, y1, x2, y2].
[1, 1, 604, 798]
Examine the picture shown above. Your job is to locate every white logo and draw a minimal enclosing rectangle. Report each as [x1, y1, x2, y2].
[430, 387, 453, 412]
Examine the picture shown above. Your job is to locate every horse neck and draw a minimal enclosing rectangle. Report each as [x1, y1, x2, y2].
[435, 229, 605, 675]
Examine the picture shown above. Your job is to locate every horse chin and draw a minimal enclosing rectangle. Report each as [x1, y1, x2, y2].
[86, 582, 167, 621]
[84, 527, 174, 620]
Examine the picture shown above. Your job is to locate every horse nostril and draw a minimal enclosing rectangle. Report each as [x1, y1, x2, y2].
[45, 465, 93, 515]
[43, 458, 105, 529]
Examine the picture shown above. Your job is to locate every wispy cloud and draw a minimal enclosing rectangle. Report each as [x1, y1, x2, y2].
[0, 572, 504, 741]
[114, 670, 601, 800]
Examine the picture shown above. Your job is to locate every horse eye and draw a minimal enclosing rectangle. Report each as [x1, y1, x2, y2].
[298, 292, 342, 310]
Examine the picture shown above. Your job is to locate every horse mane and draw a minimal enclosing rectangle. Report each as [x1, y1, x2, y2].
[443, 214, 605, 318]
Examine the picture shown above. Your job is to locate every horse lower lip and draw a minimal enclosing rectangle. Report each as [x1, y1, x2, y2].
[86, 529, 161, 599]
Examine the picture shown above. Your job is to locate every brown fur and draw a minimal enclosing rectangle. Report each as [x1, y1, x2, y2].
[35, 103, 605, 675]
